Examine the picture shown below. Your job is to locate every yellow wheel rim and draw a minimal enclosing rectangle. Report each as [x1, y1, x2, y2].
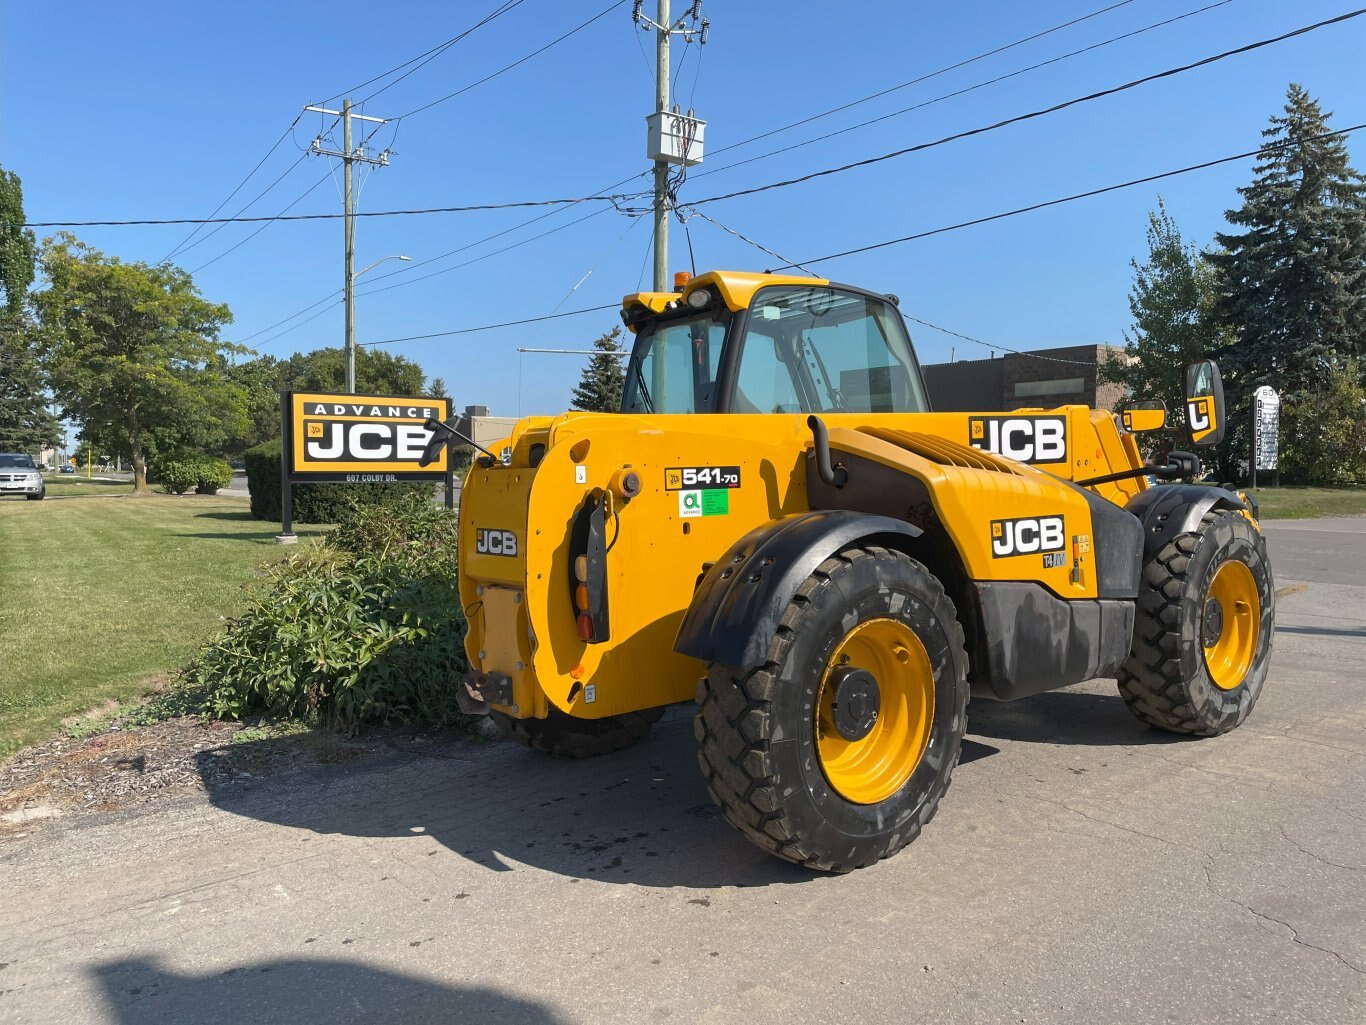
[1203, 560, 1260, 691]
[815, 618, 935, 805]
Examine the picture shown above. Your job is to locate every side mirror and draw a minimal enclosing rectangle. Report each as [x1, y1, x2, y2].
[1184, 360, 1225, 447]
[1120, 399, 1167, 433]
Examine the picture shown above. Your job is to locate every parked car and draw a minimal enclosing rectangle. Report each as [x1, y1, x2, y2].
[59, 464, 76, 474]
[0, 453, 45, 500]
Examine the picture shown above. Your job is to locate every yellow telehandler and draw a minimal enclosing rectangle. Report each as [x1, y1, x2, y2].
[425, 270, 1273, 872]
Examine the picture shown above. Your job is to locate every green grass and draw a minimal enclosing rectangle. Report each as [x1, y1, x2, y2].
[0, 494, 327, 758]
[41, 477, 134, 498]
[1244, 484, 1366, 519]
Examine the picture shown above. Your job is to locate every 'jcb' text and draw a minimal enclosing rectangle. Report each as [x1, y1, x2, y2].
[474, 529, 518, 557]
[991, 516, 1065, 558]
[303, 421, 432, 462]
[969, 416, 1067, 464]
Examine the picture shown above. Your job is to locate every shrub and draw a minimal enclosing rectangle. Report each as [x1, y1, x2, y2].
[154, 453, 234, 495]
[182, 495, 468, 731]
[244, 438, 431, 523]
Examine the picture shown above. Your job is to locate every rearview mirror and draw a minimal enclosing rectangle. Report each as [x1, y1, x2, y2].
[1184, 360, 1225, 447]
[1120, 399, 1167, 433]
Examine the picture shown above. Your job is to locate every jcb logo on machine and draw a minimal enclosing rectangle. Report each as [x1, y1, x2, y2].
[991, 516, 1065, 558]
[1187, 397, 1218, 443]
[969, 416, 1067, 464]
[474, 528, 518, 557]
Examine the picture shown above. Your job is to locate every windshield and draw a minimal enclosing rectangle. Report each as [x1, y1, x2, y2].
[0, 454, 36, 469]
[733, 286, 929, 414]
[620, 309, 729, 414]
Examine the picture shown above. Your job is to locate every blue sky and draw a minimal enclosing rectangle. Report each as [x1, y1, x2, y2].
[4, 1, 1364, 416]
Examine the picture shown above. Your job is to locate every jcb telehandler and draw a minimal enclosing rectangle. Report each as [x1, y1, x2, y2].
[425, 271, 1274, 872]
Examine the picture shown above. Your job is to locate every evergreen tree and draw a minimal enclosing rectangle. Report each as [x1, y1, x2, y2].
[570, 327, 626, 412]
[1101, 199, 1227, 432]
[1211, 83, 1366, 397]
[0, 166, 59, 453]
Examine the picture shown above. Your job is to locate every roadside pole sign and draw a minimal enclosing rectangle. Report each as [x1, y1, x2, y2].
[1251, 385, 1280, 488]
[278, 391, 452, 541]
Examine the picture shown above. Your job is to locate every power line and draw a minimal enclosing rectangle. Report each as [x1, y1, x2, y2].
[166, 150, 312, 261]
[902, 314, 1096, 366]
[692, 0, 1235, 182]
[16, 189, 643, 228]
[159, 118, 300, 264]
[361, 304, 620, 347]
[238, 171, 648, 344]
[706, 0, 1144, 160]
[768, 123, 1366, 269]
[358, 0, 528, 104]
[689, 7, 1366, 209]
[315, 0, 528, 104]
[392, 0, 628, 120]
[190, 170, 334, 275]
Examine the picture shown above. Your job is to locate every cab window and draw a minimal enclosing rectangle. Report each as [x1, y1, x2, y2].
[620, 311, 726, 414]
[730, 286, 928, 414]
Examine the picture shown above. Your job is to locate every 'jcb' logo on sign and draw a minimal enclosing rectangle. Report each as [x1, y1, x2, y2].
[969, 416, 1067, 464]
[474, 529, 518, 557]
[991, 516, 1065, 558]
[303, 421, 433, 462]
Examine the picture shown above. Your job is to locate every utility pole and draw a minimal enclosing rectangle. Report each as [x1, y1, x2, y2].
[303, 99, 393, 393]
[652, 0, 670, 293]
[635, 2, 708, 292]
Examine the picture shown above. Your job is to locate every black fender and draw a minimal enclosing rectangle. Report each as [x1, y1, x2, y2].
[674, 510, 923, 668]
[1126, 484, 1250, 561]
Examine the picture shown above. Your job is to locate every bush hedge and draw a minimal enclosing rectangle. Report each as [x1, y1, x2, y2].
[155, 454, 234, 495]
[183, 493, 468, 730]
[244, 438, 430, 523]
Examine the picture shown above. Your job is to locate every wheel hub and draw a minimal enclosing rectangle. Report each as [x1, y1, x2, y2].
[1202, 596, 1225, 647]
[829, 666, 881, 741]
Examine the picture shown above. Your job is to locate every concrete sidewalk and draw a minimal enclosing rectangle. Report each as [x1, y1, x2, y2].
[2, 519, 1363, 1025]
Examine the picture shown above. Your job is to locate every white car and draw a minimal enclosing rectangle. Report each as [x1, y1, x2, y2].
[0, 453, 45, 500]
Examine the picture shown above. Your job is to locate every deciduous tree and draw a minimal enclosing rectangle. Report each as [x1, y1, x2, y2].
[32, 234, 246, 491]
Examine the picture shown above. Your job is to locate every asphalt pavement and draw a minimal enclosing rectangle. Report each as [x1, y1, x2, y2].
[2, 517, 1363, 1025]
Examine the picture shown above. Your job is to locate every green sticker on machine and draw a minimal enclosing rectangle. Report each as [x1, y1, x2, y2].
[678, 488, 730, 517]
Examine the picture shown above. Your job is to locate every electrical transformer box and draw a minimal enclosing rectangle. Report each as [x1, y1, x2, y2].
[646, 110, 706, 166]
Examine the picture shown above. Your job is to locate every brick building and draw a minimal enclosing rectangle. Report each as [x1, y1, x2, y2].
[922, 344, 1127, 413]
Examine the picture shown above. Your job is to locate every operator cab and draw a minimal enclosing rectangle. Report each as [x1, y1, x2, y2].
[619, 271, 931, 415]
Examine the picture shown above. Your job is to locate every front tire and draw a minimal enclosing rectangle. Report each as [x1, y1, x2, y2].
[695, 545, 968, 872]
[490, 705, 664, 759]
[1117, 509, 1274, 735]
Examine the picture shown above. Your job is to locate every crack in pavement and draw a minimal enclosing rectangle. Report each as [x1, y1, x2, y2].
[1275, 824, 1365, 873]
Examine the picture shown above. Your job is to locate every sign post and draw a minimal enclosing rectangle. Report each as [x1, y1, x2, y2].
[1251, 385, 1280, 490]
[276, 390, 452, 542]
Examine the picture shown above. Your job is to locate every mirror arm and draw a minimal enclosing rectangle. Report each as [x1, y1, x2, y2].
[1077, 451, 1201, 488]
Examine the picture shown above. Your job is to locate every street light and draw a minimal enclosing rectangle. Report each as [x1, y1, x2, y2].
[346, 254, 411, 393]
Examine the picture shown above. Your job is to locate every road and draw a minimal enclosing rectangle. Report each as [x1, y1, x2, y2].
[2, 518, 1363, 1025]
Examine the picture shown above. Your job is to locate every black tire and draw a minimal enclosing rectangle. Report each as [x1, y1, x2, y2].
[1118, 509, 1274, 735]
[695, 545, 968, 873]
[27, 490, 44, 501]
[490, 704, 665, 759]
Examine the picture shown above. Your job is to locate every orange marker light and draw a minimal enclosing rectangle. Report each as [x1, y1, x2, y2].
[673, 270, 691, 290]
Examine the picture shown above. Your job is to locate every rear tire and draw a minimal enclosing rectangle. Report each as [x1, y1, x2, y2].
[1117, 509, 1274, 735]
[490, 705, 664, 759]
[695, 545, 968, 872]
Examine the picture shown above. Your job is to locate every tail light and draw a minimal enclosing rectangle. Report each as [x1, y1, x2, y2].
[568, 491, 611, 643]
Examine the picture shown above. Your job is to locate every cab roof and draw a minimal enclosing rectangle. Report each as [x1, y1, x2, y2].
[621, 269, 828, 322]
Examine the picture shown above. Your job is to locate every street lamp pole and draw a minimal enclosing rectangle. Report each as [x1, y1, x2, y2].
[346, 254, 411, 392]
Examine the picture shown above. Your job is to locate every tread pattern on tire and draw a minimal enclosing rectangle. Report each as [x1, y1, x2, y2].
[1117, 509, 1271, 736]
[693, 545, 967, 872]
[491, 705, 665, 759]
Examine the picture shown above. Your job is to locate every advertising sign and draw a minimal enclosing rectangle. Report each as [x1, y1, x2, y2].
[285, 391, 451, 483]
[275, 391, 453, 542]
[1253, 385, 1280, 472]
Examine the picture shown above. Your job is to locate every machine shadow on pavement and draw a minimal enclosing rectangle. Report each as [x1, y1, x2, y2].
[966, 686, 1196, 748]
[195, 711, 816, 890]
[92, 956, 566, 1025]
